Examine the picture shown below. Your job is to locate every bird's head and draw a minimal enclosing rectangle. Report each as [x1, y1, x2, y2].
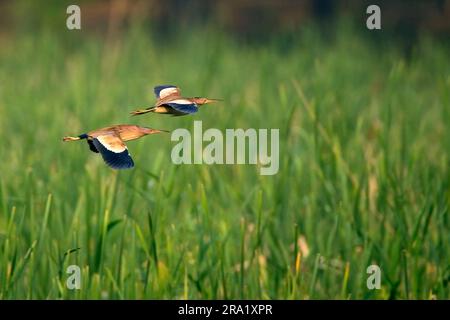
[192, 97, 222, 105]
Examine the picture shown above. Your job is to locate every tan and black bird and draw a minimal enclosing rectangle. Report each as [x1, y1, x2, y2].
[130, 85, 221, 116]
[63, 125, 167, 169]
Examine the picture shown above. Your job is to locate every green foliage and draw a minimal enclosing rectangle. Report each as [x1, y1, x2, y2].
[0, 21, 448, 299]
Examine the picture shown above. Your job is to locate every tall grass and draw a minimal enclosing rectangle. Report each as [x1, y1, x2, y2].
[0, 20, 448, 299]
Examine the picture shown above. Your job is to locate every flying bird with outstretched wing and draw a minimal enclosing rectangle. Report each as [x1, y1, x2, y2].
[63, 124, 167, 169]
[130, 85, 221, 116]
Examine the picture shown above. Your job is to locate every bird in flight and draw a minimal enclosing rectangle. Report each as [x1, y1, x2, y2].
[130, 85, 221, 116]
[63, 124, 167, 169]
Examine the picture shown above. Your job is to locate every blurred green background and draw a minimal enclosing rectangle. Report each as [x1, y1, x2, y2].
[0, 0, 448, 299]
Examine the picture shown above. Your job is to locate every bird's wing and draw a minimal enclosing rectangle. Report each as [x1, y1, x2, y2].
[87, 139, 99, 153]
[92, 134, 134, 169]
[154, 85, 181, 99]
[165, 99, 199, 114]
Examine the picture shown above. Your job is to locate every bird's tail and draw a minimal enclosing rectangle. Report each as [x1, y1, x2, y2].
[130, 107, 155, 116]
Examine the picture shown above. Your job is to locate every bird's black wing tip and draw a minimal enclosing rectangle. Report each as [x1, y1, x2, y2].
[92, 138, 134, 170]
[87, 140, 99, 153]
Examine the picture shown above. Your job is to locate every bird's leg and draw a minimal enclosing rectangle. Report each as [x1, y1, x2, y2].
[62, 136, 81, 142]
[130, 107, 155, 116]
[63, 133, 88, 142]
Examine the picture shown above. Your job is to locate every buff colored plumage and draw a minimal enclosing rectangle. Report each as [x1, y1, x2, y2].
[63, 125, 167, 169]
[130, 85, 221, 116]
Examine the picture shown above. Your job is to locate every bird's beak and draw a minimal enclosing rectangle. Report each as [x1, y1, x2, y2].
[146, 128, 170, 134]
[205, 98, 222, 104]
